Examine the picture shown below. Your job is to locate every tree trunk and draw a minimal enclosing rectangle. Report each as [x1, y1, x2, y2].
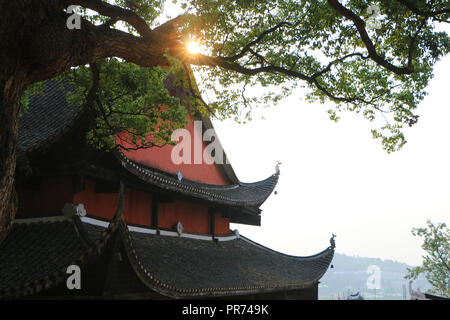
[0, 1, 27, 243]
[0, 0, 181, 243]
[0, 75, 24, 243]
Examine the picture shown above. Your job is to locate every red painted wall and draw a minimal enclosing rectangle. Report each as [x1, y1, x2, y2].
[73, 180, 116, 220]
[73, 179, 230, 234]
[73, 180, 152, 226]
[119, 114, 229, 186]
[18, 176, 230, 234]
[157, 201, 230, 235]
[158, 200, 210, 234]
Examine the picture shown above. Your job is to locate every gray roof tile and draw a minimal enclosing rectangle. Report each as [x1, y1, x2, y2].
[118, 221, 334, 297]
[18, 79, 81, 154]
[0, 217, 105, 299]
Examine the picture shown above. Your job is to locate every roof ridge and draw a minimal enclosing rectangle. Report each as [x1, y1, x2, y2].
[239, 234, 335, 260]
[13, 215, 71, 224]
[115, 149, 279, 207]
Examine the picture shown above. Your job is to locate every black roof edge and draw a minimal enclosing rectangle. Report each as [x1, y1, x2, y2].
[115, 149, 279, 207]
[116, 219, 334, 299]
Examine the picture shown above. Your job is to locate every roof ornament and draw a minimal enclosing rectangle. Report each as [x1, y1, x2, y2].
[112, 181, 125, 222]
[103, 180, 127, 233]
[76, 204, 87, 217]
[275, 161, 282, 175]
[409, 280, 428, 300]
[330, 233, 336, 249]
[175, 221, 184, 235]
[177, 170, 183, 181]
[62, 203, 86, 217]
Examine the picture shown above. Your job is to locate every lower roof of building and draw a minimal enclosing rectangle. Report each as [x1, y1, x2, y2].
[0, 215, 335, 299]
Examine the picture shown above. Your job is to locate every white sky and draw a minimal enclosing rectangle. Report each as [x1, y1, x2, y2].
[213, 53, 450, 267]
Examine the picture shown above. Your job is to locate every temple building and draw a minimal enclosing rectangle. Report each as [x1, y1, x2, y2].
[0, 78, 335, 299]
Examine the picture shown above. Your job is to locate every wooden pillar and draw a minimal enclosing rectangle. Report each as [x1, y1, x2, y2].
[209, 207, 215, 238]
[152, 195, 159, 229]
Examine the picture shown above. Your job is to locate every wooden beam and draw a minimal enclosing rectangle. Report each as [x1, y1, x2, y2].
[95, 178, 120, 193]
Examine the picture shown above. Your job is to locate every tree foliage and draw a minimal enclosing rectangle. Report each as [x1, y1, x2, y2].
[18, 0, 448, 152]
[63, 59, 188, 150]
[176, 0, 449, 152]
[405, 220, 450, 297]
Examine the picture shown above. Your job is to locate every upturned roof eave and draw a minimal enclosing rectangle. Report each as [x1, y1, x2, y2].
[115, 217, 333, 299]
[115, 149, 279, 208]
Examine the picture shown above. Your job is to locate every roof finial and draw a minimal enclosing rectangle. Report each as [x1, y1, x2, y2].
[109, 180, 125, 231]
[275, 161, 282, 175]
[330, 233, 336, 249]
[409, 280, 427, 300]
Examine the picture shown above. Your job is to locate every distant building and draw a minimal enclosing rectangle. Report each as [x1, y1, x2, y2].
[346, 292, 364, 300]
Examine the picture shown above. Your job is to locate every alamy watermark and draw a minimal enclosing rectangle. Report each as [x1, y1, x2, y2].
[366, 5, 382, 30]
[170, 121, 230, 165]
[66, 264, 81, 290]
[66, 5, 81, 30]
[65, 4, 383, 32]
[366, 264, 381, 290]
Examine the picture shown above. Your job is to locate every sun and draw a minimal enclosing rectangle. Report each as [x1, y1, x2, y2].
[186, 41, 201, 54]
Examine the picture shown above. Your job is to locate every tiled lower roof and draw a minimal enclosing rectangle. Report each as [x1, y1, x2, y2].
[0, 216, 116, 299]
[0, 216, 334, 299]
[117, 219, 334, 298]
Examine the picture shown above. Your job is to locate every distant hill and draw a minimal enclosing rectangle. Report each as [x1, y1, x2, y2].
[319, 253, 431, 300]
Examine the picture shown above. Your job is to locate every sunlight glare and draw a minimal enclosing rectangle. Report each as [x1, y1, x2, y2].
[187, 41, 201, 54]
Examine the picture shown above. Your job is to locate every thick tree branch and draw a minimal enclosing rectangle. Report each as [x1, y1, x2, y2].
[87, 62, 100, 109]
[26, 20, 174, 84]
[186, 53, 376, 106]
[186, 54, 312, 81]
[71, 0, 153, 37]
[408, 18, 428, 65]
[327, 0, 415, 74]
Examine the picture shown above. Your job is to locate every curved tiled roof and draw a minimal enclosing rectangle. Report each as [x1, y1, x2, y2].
[116, 149, 279, 207]
[0, 215, 334, 299]
[18, 80, 82, 155]
[0, 216, 111, 299]
[118, 220, 334, 298]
